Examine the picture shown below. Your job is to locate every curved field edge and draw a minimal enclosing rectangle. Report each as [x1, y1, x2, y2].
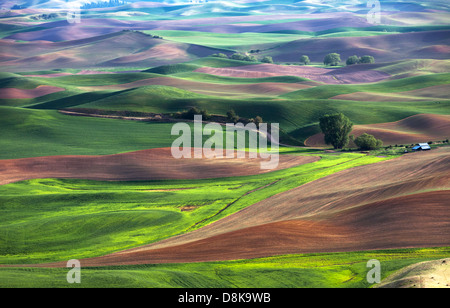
[0, 247, 449, 288]
[375, 257, 450, 288]
[0, 153, 391, 265]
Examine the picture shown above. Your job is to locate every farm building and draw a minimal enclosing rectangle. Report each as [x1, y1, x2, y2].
[411, 143, 431, 151]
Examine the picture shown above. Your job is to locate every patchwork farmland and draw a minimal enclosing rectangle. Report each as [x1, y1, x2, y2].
[0, 0, 449, 289]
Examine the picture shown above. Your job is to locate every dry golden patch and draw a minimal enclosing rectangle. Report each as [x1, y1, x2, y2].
[376, 258, 450, 288]
[180, 206, 198, 212]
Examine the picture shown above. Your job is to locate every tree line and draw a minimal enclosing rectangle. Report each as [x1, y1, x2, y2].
[174, 107, 263, 127]
[324, 53, 375, 66]
[212, 52, 374, 66]
[81, 0, 127, 9]
[211, 52, 274, 64]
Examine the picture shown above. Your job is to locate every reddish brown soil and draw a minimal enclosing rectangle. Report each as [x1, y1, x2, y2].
[13, 147, 449, 267]
[67, 190, 449, 266]
[0, 148, 318, 185]
[0, 85, 65, 99]
[305, 114, 450, 147]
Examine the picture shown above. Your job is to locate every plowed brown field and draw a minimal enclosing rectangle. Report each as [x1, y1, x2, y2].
[0, 85, 65, 99]
[0, 148, 318, 185]
[23, 147, 449, 267]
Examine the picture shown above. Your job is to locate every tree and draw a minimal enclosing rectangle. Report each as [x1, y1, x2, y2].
[230, 53, 246, 61]
[323, 53, 341, 66]
[299, 55, 310, 65]
[319, 113, 353, 149]
[261, 56, 273, 63]
[243, 55, 257, 62]
[178, 107, 210, 120]
[346, 55, 360, 65]
[254, 116, 263, 128]
[231, 53, 257, 62]
[354, 133, 383, 150]
[359, 55, 375, 64]
[226, 109, 239, 123]
[212, 53, 228, 58]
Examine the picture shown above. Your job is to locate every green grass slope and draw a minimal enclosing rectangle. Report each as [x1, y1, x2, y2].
[280, 73, 450, 100]
[0, 152, 390, 264]
[1, 247, 449, 288]
[0, 106, 178, 159]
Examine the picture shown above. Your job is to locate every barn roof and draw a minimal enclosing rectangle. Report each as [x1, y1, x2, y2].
[414, 143, 431, 150]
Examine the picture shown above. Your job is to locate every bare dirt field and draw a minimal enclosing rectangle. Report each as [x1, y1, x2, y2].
[0, 147, 318, 185]
[0, 85, 65, 99]
[26, 147, 449, 267]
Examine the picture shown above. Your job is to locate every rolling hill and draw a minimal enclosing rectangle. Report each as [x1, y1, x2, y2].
[0, 31, 233, 71]
[264, 30, 450, 63]
[305, 114, 450, 147]
[0, 0, 449, 288]
[67, 147, 450, 266]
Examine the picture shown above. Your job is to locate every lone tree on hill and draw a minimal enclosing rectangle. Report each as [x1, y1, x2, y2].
[323, 53, 341, 66]
[354, 133, 383, 150]
[299, 55, 310, 65]
[319, 113, 353, 149]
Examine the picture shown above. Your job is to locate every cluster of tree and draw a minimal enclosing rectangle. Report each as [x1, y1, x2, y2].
[121, 30, 162, 39]
[226, 109, 240, 123]
[211, 52, 374, 67]
[211, 53, 272, 63]
[353, 133, 383, 150]
[11, 5, 27, 9]
[173, 107, 263, 127]
[230, 53, 257, 62]
[346, 55, 375, 65]
[323, 53, 375, 66]
[174, 107, 210, 121]
[261, 56, 273, 63]
[81, 0, 127, 9]
[227, 109, 263, 127]
[319, 113, 382, 150]
[30, 13, 59, 20]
